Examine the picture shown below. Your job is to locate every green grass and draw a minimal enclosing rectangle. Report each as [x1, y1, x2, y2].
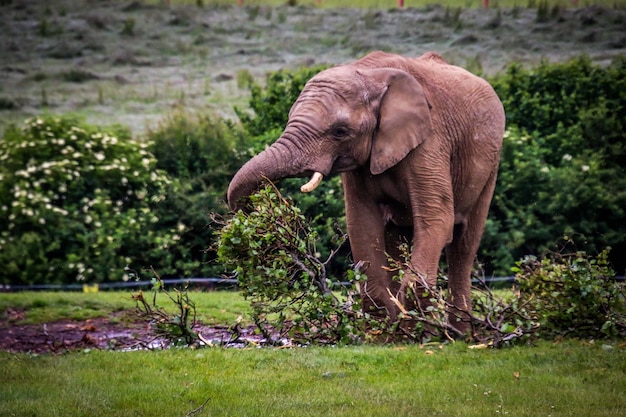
[1, 291, 626, 416]
[1, 340, 625, 416]
[0, 291, 251, 325]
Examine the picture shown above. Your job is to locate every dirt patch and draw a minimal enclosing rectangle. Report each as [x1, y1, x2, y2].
[1, 1, 625, 134]
[0, 309, 264, 353]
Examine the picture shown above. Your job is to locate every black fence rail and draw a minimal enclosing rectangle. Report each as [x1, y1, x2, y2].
[2, 276, 623, 292]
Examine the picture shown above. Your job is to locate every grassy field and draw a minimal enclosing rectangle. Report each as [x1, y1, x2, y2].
[148, 0, 626, 8]
[0, 290, 250, 326]
[2, 0, 625, 134]
[1, 291, 625, 416]
[1, 339, 625, 416]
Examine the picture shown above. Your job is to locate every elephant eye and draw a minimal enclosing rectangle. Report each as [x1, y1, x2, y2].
[331, 125, 350, 139]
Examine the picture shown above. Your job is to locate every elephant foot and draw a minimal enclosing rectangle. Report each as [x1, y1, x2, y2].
[447, 309, 472, 337]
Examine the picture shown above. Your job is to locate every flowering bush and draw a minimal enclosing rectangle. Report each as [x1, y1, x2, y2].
[0, 116, 175, 285]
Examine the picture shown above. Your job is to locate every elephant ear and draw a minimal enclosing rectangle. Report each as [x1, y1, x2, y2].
[362, 68, 433, 175]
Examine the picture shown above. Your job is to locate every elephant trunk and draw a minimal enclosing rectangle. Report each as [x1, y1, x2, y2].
[227, 139, 324, 211]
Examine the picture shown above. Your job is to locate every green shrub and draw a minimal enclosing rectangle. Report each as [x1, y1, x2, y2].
[146, 110, 248, 278]
[514, 247, 626, 338]
[0, 116, 175, 285]
[486, 56, 626, 276]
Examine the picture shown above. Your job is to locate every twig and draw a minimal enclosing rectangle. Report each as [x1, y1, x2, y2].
[184, 397, 210, 417]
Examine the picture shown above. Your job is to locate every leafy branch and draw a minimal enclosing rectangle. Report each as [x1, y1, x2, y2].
[216, 182, 363, 345]
[132, 267, 199, 347]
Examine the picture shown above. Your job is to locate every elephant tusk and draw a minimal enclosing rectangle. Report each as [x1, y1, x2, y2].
[300, 172, 324, 193]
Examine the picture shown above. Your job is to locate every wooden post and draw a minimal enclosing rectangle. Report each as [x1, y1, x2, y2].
[483, 0, 489, 8]
[398, 0, 404, 8]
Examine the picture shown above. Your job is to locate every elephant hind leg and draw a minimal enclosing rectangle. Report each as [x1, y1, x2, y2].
[446, 170, 498, 335]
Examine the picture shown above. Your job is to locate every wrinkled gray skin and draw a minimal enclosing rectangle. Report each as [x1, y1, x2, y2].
[228, 51, 505, 333]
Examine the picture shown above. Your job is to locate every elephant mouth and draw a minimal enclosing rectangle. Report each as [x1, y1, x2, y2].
[330, 156, 360, 174]
[299, 157, 359, 193]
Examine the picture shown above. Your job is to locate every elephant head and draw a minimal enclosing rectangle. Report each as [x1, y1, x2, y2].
[227, 64, 433, 210]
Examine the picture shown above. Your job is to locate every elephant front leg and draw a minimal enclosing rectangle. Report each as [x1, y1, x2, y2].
[344, 190, 400, 321]
[400, 195, 455, 328]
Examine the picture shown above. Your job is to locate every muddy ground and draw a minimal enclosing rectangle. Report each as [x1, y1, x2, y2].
[1, 1, 625, 353]
[0, 307, 263, 353]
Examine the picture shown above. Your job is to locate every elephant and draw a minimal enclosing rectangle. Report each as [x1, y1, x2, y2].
[227, 51, 505, 334]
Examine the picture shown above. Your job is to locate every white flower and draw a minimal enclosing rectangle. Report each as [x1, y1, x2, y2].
[581, 165, 590, 172]
[121, 177, 128, 185]
[562, 154, 572, 161]
[39, 218, 46, 225]
[94, 152, 105, 161]
[540, 166, 550, 173]
[53, 207, 68, 216]
[85, 215, 93, 224]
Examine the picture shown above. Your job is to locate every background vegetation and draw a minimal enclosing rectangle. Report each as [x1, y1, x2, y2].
[1, 55, 625, 285]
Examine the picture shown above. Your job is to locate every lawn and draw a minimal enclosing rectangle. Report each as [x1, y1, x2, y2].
[0, 290, 251, 326]
[1, 291, 625, 416]
[1, 339, 625, 416]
